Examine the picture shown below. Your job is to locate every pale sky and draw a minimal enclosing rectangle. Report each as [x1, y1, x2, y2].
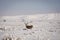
[0, 0, 60, 16]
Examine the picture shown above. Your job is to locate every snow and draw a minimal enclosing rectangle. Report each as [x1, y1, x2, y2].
[0, 13, 60, 40]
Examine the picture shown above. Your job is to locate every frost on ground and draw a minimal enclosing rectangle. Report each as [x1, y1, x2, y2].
[0, 13, 60, 40]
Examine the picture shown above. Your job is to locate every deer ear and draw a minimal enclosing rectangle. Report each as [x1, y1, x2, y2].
[29, 21, 32, 23]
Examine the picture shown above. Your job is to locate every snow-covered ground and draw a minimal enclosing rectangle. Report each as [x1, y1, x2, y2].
[0, 13, 60, 40]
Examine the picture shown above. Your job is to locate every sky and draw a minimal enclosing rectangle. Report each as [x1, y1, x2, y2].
[0, 0, 60, 16]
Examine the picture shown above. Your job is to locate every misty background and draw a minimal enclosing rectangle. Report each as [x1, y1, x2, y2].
[0, 0, 60, 16]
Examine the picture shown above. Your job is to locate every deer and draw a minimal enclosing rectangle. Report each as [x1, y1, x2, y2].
[22, 19, 33, 29]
